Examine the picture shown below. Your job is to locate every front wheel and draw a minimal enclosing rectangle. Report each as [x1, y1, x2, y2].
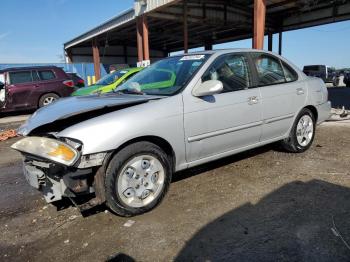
[105, 141, 172, 217]
[280, 108, 316, 153]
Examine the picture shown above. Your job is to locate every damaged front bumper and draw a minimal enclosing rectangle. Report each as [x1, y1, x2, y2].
[13, 136, 110, 209]
[23, 159, 94, 203]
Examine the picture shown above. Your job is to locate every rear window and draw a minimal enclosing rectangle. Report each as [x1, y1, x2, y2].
[252, 53, 286, 86]
[282, 61, 298, 82]
[38, 70, 56, 81]
[9, 71, 33, 84]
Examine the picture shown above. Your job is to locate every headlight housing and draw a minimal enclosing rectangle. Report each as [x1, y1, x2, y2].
[11, 137, 79, 166]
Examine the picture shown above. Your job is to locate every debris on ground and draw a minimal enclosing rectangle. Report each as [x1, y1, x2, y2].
[123, 220, 135, 227]
[0, 129, 17, 142]
[329, 107, 350, 121]
[69, 215, 78, 221]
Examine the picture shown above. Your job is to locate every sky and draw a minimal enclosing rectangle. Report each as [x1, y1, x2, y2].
[0, 0, 349, 68]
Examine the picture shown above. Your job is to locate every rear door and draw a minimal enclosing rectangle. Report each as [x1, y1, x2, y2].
[250, 52, 305, 141]
[7, 70, 37, 109]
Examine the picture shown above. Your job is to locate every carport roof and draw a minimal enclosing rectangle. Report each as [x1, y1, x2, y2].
[64, 0, 350, 52]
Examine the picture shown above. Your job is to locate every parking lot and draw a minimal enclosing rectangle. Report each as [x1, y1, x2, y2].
[1, 119, 350, 261]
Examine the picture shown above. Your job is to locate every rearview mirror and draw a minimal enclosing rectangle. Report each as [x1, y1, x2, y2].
[193, 80, 223, 97]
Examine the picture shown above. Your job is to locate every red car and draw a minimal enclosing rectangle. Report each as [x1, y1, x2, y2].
[0, 66, 75, 113]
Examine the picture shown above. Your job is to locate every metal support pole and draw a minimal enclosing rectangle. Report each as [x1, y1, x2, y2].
[268, 32, 273, 52]
[136, 16, 144, 63]
[278, 31, 282, 55]
[92, 38, 101, 80]
[204, 41, 213, 51]
[253, 0, 266, 49]
[65, 49, 73, 63]
[123, 45, 128, 64]
[183, 0, 188, 54]
[142, 15, 150, 61]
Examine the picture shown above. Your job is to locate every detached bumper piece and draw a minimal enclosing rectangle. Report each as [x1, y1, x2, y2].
[23, 160, 93, 203]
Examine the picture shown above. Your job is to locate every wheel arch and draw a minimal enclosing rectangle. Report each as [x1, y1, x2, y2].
[304, 105, 318, 122]
[106, 135, 176, 173]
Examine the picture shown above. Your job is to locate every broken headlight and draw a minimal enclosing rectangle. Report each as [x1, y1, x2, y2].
[11, 137, 79, 166]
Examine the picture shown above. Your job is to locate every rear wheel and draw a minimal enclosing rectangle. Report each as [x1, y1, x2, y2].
[105, 141, 172, 217]
[280, 108, 316, 153]
[39, 93, 59, 107]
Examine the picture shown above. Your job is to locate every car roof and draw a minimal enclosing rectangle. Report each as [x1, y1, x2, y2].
[0, 65, 59, 73]
[169, 48, 288, 59]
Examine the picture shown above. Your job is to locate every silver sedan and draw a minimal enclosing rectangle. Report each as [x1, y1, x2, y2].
[12, 49, 331, 216]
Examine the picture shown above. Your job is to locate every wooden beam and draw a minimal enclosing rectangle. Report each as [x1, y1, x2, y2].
[136, 16, 144, 63]
[253, 0, 266, 49]
[142, 15, 150, 61]
[92, 38, 101, 80]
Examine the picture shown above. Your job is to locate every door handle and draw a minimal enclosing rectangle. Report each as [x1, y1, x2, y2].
[296, 88, 304, 95]
[248, 96, 259, 105]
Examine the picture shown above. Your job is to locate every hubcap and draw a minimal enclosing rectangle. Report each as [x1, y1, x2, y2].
[117, 155, 165, 208]
[43, 96, 56, 106]
[296, 115, 314, 147]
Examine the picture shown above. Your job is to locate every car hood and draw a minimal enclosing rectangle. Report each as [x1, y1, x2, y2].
[18, 93, 162, 136]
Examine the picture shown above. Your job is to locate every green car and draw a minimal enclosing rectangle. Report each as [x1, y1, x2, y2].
[71, 67, 143, 96]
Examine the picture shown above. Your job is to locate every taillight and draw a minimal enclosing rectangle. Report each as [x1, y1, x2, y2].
[77, 79, 84, 84]
[63, 80, 74, 87]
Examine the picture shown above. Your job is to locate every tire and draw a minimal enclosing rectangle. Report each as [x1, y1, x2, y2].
[280, 108, 316, 153]
[105, 141, 172, 217]
[38, 93, 59, 107]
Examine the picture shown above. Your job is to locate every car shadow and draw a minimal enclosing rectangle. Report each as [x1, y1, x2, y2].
[175, 179, 350, 261]
[0, 109, 34, 118]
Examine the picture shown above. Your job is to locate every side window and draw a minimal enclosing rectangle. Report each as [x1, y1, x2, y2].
[38, 70, 56, 81]
[202, 54, 252, 93]
[32, 71, 40, 82]
[252, 53, 285, 86]
[281, 61, 298, 82]
[9, 71, 33, 84]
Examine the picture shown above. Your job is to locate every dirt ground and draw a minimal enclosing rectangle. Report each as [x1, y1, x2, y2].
[1, 122, 350, 262]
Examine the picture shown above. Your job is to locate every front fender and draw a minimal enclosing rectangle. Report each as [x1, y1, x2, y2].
[57, 95, 186, 170]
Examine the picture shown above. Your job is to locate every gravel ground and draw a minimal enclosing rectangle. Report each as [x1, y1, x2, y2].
[1, 123, 350, 262]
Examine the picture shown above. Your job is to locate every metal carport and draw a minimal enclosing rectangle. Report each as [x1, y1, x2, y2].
[64, 0, 350, 80]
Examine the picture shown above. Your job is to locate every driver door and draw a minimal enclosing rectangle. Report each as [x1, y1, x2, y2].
[183, 53, 263, 163]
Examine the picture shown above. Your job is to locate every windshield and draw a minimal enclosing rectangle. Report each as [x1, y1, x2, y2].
[95, 69, 129, 86]
[116, 54, 210, 96]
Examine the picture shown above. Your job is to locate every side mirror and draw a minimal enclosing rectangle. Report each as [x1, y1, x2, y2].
[193, 80, 223, 97]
